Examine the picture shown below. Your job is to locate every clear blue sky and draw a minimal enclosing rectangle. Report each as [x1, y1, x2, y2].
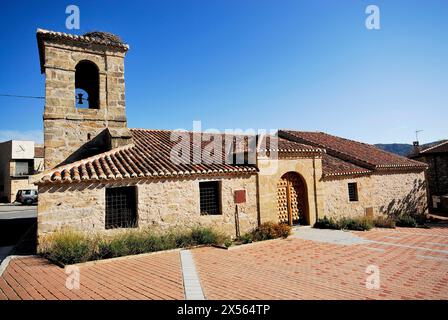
[0, 0, 446, 144]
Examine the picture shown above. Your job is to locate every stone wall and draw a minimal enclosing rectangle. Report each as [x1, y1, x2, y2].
[419, 155, 448, 197]
[42, 40, 128, 169]
[37, 174, 258, 244]
[322, 170, 427, 218]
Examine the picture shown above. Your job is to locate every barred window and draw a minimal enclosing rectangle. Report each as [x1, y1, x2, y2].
[348, 183, 358, 202]
[199, 181, 221, 215]
[105, 186, 137, 229]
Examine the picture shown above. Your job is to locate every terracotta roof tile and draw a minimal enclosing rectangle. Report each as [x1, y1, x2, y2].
[279, 130, 427, 170]
[36, 28, 129, 49]
[38, 129, 257, 184]
[322, 154, 372, 177]
[257, 135, 323, 155]
[421, 140, 448, 154]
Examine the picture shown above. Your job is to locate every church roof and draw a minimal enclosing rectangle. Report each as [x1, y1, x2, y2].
[257, 135, 323, 155]
[322, 154, 372, 177]
[279, 130, 427, 172]
[37, 129, 257, 185]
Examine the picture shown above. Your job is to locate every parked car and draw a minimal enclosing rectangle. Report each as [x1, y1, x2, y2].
[15, 189, 38, 205]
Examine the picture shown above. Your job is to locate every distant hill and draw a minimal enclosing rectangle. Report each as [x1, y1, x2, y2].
[375, 140, 447, 157]
[374, 144, 413, 157]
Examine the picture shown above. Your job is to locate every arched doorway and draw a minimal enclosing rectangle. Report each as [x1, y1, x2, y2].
[277, 172, 309, 226]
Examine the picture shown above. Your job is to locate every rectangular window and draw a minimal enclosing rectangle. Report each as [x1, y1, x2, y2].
[14, 160, 32, 176]
[105, 186, 137, 229]
[348, 183, 359, 202]
[199, 181, 221, 215]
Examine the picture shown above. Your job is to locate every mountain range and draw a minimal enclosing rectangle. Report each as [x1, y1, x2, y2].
[375, 140, 447, 157]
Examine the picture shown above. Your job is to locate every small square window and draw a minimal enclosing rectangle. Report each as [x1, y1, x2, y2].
[199, 181, 221, 215]
[348, 183, 358, 202]
[105, 186, 137, 229]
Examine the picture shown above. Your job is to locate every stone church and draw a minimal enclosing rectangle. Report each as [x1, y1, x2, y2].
[34, 29, 428, 243]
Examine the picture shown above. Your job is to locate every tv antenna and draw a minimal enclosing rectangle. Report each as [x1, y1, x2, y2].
[415, 130, 423, 143]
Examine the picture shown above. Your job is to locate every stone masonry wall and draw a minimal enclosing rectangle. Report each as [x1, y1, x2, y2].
[37, 174, 258, 245]
[322, 171, 427, 218]
[43, 41, 128, 169]
[421, 155, 448, 197]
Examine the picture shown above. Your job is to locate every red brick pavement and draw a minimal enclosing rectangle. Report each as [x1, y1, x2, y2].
[0, 251, 184, 300]
[193, 226, 448, 300]
[1, 226, 447, 300]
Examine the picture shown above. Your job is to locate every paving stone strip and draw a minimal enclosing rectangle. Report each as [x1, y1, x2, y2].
[0, 255, 33, 278]
[292, 228, 371, 245]
[424, 242, 448, 247]
[416, 254, 448, 262]
[180, 250, 205, 300]
[370, 241, 448, 254]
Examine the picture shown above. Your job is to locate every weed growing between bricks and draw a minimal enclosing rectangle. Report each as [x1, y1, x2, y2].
[38, 227, 230, 266]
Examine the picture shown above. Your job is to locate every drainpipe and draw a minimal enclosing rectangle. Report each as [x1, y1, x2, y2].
[434, 156, 440, 195]
[255, 141, 261, 227]
[255, 170, 261, 227]
[312, 156, 319, 223]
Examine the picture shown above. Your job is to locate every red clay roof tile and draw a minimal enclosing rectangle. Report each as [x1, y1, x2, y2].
[38, 129, 257, 184]
[420, 140, 448, 154]
[279, 130, 427, 171]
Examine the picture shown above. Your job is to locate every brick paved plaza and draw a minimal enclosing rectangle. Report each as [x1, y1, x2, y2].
[1, 226, 447, 300]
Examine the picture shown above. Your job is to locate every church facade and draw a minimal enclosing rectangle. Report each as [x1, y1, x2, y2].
[34, 29, 428, 244]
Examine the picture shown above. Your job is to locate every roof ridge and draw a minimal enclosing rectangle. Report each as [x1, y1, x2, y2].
[279, 129, 427, 169]
[130, 128, 258, 136]
[280, 130, 375, 168]
[36, 28, 129, 49]
[421, 140, 448, 153]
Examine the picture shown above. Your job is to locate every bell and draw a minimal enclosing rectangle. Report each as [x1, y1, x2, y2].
[77, 93, 84, 105]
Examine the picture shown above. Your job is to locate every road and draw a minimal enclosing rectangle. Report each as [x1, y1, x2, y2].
[0, 204, 37, 263]
[0, 204, 37, 219]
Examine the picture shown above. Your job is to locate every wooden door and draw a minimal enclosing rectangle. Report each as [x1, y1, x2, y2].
[277, 172, 307, 225]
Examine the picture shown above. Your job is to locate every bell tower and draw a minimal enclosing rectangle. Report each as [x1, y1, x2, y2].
[37, 29, 132, 169]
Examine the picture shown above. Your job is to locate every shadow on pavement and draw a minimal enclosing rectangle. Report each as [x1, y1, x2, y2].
[0, 217, 37, 255]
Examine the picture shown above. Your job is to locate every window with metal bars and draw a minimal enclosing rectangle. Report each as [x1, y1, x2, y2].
[199, 181, 221, 215]
[348, 183, 359, 202]
[105, 186, 137, 229]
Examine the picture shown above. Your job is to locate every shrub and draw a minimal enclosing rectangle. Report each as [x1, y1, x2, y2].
[223, 239, 233, 248]
[412, 213, 427, 226]
[251, 222, 291, 242]
[396, 215, 418, 227]
[39, 226, 229, 265]
[191, 227, 219, 245]
[373, 216, 396, 228]
[39, 230, 93, 265]
[239, 232, 253, 244]
[314, 216, 338, 229]
[314, 216, 373, 231]
[338, 217, 373, 231]
[274, 223, 292, 238]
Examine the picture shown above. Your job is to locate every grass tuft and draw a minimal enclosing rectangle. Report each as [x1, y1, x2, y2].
[39, 227, 230, 265]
